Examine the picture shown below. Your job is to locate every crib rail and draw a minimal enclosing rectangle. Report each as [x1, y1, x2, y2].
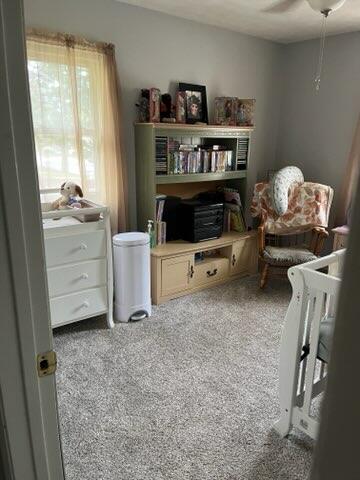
[274, 249, 345, 440]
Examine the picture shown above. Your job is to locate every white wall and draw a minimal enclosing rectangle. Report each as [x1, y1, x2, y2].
[277, 32, 360, 225]
[24, 0, 284, 229]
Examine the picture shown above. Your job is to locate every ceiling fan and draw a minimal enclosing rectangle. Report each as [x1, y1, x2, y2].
[264, 0, 347, 91]
[264, 0, 346, 14]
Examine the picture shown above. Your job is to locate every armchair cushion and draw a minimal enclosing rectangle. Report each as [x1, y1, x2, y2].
[263, 245, 317, 266]
[251, 182, 334, 235]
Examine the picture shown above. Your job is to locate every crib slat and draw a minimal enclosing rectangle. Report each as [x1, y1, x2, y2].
[302, 289, 325, 416]
[298, 291, 314, 399]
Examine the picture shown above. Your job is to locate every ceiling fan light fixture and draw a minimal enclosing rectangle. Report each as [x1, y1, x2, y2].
[307, 0, 346, 13]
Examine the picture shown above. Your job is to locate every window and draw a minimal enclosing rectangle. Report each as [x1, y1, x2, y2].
[28, 47, 100, 199]
[26, 31, 127, 232]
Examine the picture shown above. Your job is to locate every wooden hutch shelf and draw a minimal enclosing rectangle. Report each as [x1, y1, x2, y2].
[156, 170, 247, 184]
[134, 122, 257, 304]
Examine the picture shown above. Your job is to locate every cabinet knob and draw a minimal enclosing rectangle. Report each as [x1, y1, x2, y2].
[80, 243, 88, 250]
[82, 300, 90, 308]
[189, 265, 194, 278]
[232, 254, 236, 266]
[80, 273, 89, 280]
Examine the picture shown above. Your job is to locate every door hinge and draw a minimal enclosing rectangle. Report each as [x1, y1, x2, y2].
[37, 350, 57, 377]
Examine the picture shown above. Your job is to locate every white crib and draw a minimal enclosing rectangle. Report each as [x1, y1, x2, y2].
[274, 249, 346, 440]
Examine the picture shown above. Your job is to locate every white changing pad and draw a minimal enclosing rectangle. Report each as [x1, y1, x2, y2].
[42, 216, 82, 229]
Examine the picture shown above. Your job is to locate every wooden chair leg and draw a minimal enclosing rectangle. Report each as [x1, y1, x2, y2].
[260, 263, 269, 289]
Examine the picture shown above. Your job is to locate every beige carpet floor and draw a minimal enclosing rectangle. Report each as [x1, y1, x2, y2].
[54, 275, 314, 480]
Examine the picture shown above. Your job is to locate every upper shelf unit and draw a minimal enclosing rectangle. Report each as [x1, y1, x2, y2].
[134, 122, 254, 230]
[134, 123, 253, 180]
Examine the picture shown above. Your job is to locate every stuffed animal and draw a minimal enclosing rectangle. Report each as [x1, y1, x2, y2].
[51, 181, 84, 210]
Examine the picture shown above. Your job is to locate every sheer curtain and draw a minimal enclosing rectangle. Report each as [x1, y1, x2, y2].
[26, 29, 127, 232]
[337, 115, 360, 226]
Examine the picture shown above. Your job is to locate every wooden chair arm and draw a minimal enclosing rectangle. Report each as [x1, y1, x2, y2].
[258, 222, 266, 256]
[310, 227, 329, 255]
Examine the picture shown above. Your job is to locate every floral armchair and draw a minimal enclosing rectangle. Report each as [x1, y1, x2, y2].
[251, 181, 334, 288]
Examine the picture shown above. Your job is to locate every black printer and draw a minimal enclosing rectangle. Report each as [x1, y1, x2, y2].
[179, 200, 224, 243]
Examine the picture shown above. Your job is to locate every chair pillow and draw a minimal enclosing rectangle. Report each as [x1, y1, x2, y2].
[263, 245, 317, 266]
[270, 166, 304, 216]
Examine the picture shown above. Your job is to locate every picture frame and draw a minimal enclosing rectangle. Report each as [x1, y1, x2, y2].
[179, 83, 208, 124]
[214, 97, 237, 126]
[175, 91, 186, 124]
[237, 98, 256, 127]
[137, 89, 150, 123]
[149, 88, 161, 123]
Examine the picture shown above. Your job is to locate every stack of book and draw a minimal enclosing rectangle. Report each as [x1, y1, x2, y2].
[155, 136, 168, 175]
[236, 137, 249, 170]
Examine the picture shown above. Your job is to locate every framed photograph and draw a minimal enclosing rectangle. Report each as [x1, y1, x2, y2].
[175, 91, 186, 124]
[214, 97, 237, 126]
[137, 89, 150, 122]
[237, 98, 256, 127]
[149, 88, 161, 123]
[179, 83, 208, 124]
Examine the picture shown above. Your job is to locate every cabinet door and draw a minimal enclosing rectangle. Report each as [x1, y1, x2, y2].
[230, 237, 257, 276]
[161, 254, 194, 297]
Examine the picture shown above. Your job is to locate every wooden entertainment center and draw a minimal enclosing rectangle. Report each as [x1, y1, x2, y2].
[134, 122, 258, 304]
[151, 231, 257, 304]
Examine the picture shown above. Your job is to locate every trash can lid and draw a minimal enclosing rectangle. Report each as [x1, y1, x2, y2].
[113, 232, 150, 247]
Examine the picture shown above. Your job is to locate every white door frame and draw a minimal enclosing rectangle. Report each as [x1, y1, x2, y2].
[0, 0, 64, 478]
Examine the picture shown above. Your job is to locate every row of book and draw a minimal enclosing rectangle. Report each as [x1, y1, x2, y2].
[236, 137, 249, 171]
[155, 136, 249, 176]
[155, 136, 168, 174]
[168, 147, 234, 175]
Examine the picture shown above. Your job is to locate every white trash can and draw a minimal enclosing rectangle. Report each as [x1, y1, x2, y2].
[113, 232, 151, 322]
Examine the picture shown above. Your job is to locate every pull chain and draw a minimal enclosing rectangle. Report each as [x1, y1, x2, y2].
[315, 9, 330, 92]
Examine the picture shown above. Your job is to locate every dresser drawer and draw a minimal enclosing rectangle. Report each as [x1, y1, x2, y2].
[193, 256, 229, 288]
[47, 259, 107, 297]
[45, 231, 106, 267]
[50, 287, 107, 327]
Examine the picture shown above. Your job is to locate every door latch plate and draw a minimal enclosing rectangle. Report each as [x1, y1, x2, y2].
[37, 350, 57, 377]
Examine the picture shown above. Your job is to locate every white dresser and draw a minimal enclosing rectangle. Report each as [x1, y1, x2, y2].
[42, 202, 114, 329]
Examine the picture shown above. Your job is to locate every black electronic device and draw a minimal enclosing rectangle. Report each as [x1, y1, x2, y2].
[179, 200, 224, 243]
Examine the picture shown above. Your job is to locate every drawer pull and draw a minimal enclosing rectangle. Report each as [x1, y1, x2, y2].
[232, 254, 236, 266]
[206, 268, 218, 277]
[80, 273, 89, 280]
[189, 265, 194, 278]
[82, 301, 90, 308]
[80, 243, 88, 250]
